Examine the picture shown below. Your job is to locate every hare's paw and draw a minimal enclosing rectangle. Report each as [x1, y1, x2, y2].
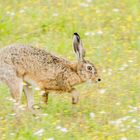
[41, 92, 49, 104]
[71, 89, 79, 104]
[72, 97, 79, 104]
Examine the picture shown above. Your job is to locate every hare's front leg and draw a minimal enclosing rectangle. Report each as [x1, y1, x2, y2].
[23, 84, 35, 112]
[71, 89, 79, 104]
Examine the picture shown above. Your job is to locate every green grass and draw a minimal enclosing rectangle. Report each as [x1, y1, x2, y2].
[0, 0, 140, 140]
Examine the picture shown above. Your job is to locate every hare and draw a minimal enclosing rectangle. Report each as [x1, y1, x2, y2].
[0, 33, 101, 112]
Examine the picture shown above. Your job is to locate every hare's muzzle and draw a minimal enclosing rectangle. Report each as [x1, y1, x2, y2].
[91, 74, 101, 83]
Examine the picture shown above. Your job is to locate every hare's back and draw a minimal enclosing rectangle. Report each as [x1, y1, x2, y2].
[0, 44, 69, 72]
[0, 44, 54, 63]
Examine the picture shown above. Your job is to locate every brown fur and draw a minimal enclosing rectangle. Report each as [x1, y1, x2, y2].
[0, 45, 81, 92]
[0, 33, 100, 113]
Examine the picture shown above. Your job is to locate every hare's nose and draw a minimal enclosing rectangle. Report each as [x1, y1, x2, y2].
[98, 78, 101, 82]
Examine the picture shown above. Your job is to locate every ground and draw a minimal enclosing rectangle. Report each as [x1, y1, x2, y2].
[0, 0, 140, 140]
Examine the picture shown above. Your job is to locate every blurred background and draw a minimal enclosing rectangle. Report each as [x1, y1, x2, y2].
[0, 0, 139, 140]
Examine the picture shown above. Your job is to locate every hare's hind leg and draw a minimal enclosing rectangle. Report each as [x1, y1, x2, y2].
[0, 64, 23, 112]
[9, 78, 23, 113]
[9, 78, 23, 104]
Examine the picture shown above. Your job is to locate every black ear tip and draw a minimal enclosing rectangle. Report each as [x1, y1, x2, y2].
[74, 33, 79, 36]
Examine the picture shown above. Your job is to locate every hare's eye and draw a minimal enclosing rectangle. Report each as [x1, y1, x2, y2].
[87, 66, 92, 71]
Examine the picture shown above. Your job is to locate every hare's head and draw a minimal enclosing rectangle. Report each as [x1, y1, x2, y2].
[73, 33, 101, 83]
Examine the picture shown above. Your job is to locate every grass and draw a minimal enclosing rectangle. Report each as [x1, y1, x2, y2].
[0, 0, 140, 140]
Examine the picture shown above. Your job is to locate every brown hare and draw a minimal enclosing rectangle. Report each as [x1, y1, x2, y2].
[0, 33, 101, 112]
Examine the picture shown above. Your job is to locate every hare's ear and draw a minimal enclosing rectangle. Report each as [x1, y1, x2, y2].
[73, 33, 85, 61]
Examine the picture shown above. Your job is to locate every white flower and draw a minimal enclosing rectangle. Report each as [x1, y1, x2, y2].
[127, 125, 130, 128]
[52, 13, 59, 17]
[28, 85, 32, 89]
[47, 137, 54, 140]
[10, 133, 15, 136]
[80, 3, 89, 7]
[6, 11, 15, 16]
[89, 112, 95, 118]
[6, 11, 10, 15]
[33, 105, 41, 110]
[102, 69, 106, 73]
[109, 116, 131, 127]
[120, 128, 127, 132]
[116, 102, 121, 106]
[56, 125, 62, 130]
[118, 67, 125, 71]
[113, 8, 120, 12]
[99, 111, 106, 114]
[84, 32, 95, 36]
[35, 87, 41, 91]
[60, 128, 68, 133]
[109, 120, 122, 126]
[120, 137, 127, 140]
[39, 113, 48, 117]
[6, 97, 16, 103]
[97, 30, 103, 35]
[128, 106, 138, 110]
[19, 9, 25, 13]
[9, 113, 16, 116]
[23, 82, 27, 86]
[96, 10, 101, 13]
[34, 128, 45, 136]
[35, 116, 40, 120]
[120, 116, 131, 121]
[128, 60, 133, 63]
[98, 89, 106, 94]
[91, 32, 95, 36]
[108, 68, 112, 75]
[10, 12, 15, 16]
[131, 119, 137, 123]
[84, 32, 90, 36]
[120, 123, 124, 128]
[128, 106, 138, 113]
[122, 63, 128, 68]
[119, 63, 128, 71]
[135, 126, 140, 129]
[56, 125, 68, 133]
[86, 0, 92, 3]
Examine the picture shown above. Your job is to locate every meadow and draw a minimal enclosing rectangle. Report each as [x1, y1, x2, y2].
[0, 0, 140, 140]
